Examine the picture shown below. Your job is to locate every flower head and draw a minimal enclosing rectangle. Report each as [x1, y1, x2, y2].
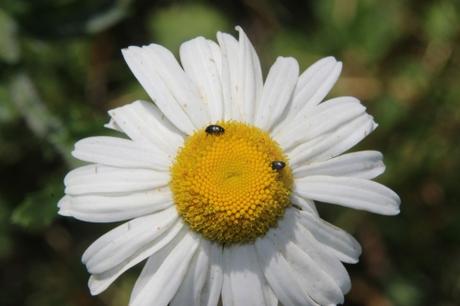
[59, 26, 400, 305]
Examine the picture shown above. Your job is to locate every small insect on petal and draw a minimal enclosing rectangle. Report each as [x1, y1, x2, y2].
[205, 125, 225, 135]
[271, 161, 286, 171]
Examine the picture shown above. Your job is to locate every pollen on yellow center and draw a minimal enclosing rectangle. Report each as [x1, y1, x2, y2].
[170, 121, 293, 244]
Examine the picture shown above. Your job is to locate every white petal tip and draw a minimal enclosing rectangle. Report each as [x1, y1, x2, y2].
[121, 46, 141, 58]
[57, 197, 66, 208]
[379, 200, 401, 215]
[120, 47, 130, 56]
[103, 121, 114, 130]
[347, 258, 360, 264]
[70, 149, 78, 159]
[387, 206, 401, 216]
[57, 208, 71, 217]
[88, 277, 105, 296]
[57, 197, 71, 214]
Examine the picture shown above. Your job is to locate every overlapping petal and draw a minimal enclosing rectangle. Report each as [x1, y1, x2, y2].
[72, 136, 170, 171]
[129, 232, 200, 306]
[293, 150, 385, 179]
[222, 244, 276, 306]
[267, 221, 345, 305]
[64, 164, 169, 195]
[58, 189, 173, 222]
[122, 45, 209, 134]
[295, 175, 401, 215]
[180, 37, 224, 122]
[170, 240, 211, 306]
[288, 113, 377, 167]
[295, 209, 362, 264]
[255, 234, 317, 306]
[282, 209, 352, 293]
[107, 100, 184, 156]
[274, 56, 342, 132]
[217, 27, 263, 122]
[87, 216, 184, 295]
[275, 97, 367, 151]
[255, 56, 299, 131]
[200, 243, 224, 306]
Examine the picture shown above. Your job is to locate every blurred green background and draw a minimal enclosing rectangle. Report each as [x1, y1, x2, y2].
[0, 0, 459, 305]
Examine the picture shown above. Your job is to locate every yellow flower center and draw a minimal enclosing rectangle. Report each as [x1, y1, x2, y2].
[170, 121, 293, 244]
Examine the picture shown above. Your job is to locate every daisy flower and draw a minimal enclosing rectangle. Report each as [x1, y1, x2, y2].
[58, 26, 400, 306]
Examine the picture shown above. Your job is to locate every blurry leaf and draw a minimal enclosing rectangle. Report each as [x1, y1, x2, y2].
[350, 1, 404, 62]
[269, 30, 319, 70]
[16, 0, 131, 37]
[387, 277, 422, 306]
[424, 1, 459, 42]
[374, 96, 408, 131]
[9, 73, 77, 167]
[0, 199, 13, 258]
[11, 181, 60, 230]
[311, 0, 404, 62]
[85, 0, 133, 33]
[147, 3, 230, 52]
[0, 85, 19, 123]
[9, 74, 60, 137]
[0, 8, 20, 63]
[0, 233, 13, 259]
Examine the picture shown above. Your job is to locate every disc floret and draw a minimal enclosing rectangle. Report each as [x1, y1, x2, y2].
[170, 121, 293, 244]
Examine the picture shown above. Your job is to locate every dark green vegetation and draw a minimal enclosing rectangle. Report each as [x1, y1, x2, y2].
[0, 0, 459, 305]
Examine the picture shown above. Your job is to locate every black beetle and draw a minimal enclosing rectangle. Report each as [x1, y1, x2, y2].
[271, 161, 286, 171]
[205, 124, 225, 135]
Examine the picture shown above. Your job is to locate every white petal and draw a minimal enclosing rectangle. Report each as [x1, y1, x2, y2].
[295, 176, 401, 215]
[267, 223, 344, 305]
[180, 37, 224, 122]
[283, 209, 352, 294]
[221, 253, 234, 306]
[235, 26, 263, 123]
[200, 243, 224, 306]
[222, 244, 271, 306]
[122, 45, 209, 134]
[290, 193, 319, 216]
[288, 113, 377, 167]
[208, 39, 223, 77]
[275, 97, 366, 150]
[278, 57, 342, 130]
[57, 188, 172, 222]
[104, 118, 122, 132]
[295, 209, 361, 264]
[82, 207, 177, 274]
[217, 27, 263, 122]
[64, 164, 168, 195]
[108, 100, 184, 156]
[294, 150, 385, 179]
[72, 136, 170, 171]
[127, 227, 186, 298]
[255, 235, 316, 306]
[255, 57, 299, 131]
[216, 31, 239, 121]
[170, 239, 210, 306]
[87, 221, 184, 295]
[263, 285, 278, 306]
[129, 232, 200, 306]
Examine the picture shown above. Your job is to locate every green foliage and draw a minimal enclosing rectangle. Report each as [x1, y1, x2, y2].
[147, 3, 230, 52]
[11, 180, 60, 230]
[0, 9, 20, 63]
[0, 0, 459, 305]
